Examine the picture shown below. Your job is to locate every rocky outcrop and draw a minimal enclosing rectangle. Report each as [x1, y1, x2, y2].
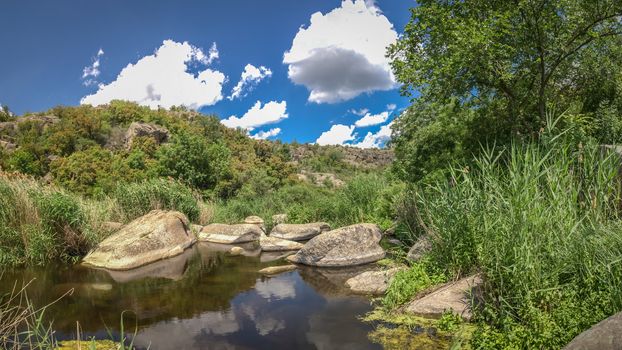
[407, 236, 432, 262]
[564, 311, 622, 350]
[0, 140, 16, 152]
[287, 224, 385, 267]
[296, 171, 345, 187]
[198, 224, 263, 244]
[125, 122, 170, 149]
[259, 236, 304, 251]
[406, 275, 482, 321]
[290, 144, 394, 169]
[345, 267, 405, 295]
[82, 210, 195, 270]
[270, 222, 330, 241]
[0, 115, 59, 137]
[258, 265, 297, 276]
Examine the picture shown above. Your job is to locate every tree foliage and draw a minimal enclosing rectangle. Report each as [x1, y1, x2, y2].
[390, 0, 622, 181]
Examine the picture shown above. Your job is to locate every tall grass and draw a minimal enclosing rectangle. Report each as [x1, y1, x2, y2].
[213, 172, 401, 230]
[403, 122, 622, 347]
[0, 173, 207, 266]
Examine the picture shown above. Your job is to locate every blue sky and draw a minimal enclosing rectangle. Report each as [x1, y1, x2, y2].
[0, 0, 415, 146]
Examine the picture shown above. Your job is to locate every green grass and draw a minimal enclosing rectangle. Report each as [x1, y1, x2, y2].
[382, 262, 446, 309]
[397, 121, 622, 348]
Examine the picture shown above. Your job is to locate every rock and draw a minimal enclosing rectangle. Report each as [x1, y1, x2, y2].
[0, 115, 59, 137]
[259, 236, 304, 251]
[407, 236, 432, 262]
[298, 265, 377, 296]
[258, 265, 297, 276]
[82, 210, 195, 270]
[229, 246, 244, 256]
[190, 224, 203, 234]
[259, 251, 296, 263]
[564, 311, 622, 350]
[405, 275, 482, 321]
[272, 213, 288, 225]
[270, 222, 331, 241]
[198, 241, 261, 258]
[101, 221, 123, 232]
[345, 267, 406, 295]
[296, 171, 345, 187]
[198, 223, 263, 244]
[125, 122, 170, 149]
[290, 144, 394, 169]
[244, 215, 265, 232]
[287, 223, 385, 267]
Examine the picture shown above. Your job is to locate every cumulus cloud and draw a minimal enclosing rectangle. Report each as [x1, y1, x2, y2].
[82, 48, 104, 86]
[354, 111, 389, 127]
[315, 124, 356, 145]
[283, 0, 397, 103]
[81, 40, 225, 109]
[352, 121, 393, 148]
[221, 100, 288, 130]
[228, 64, 272, 100]
[251, 128, 281, 140]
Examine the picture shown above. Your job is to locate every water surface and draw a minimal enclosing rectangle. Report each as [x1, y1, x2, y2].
[1, 242, 383, 349]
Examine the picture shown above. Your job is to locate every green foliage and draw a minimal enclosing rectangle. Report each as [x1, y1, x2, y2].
[382, 262, 447, 309]
[5, 149, 44, 176]
[157, 132, 231, 192]
[402, 123, 622, 348]
[113, 178, 201, 222]
[390, 0, 622, 182]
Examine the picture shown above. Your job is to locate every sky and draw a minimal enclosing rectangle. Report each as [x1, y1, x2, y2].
[0, 0, 415, 147]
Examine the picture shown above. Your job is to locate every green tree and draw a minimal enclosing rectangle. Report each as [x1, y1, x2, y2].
[390, 0, 622, 181]
[157, 132, 231, 190]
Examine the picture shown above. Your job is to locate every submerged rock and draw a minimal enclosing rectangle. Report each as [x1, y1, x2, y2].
[270, 222, 331, 241]
[564, 311, 622, 350]
[82, 210, 195, 270]
[259, 251, 296, 263]
[406, 275, 482, 321]
[287, 223, 385, 267]
[260, 236, 304, 251]
[407, 235, 432, 262]
[229, 246, 244, 256]
[198, 223, 263, 244]
[258, 265, 297, 276]
[345, 267, 406, 295]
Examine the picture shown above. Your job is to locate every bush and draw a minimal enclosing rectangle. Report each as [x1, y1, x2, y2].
[113, 178, 201, 222]
[405, 123, 622, 348]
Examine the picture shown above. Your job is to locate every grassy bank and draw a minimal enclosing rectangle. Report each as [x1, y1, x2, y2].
[384, 125, 622, 348]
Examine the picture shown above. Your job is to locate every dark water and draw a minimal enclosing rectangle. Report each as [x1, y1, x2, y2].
[0, 242, 384, 350]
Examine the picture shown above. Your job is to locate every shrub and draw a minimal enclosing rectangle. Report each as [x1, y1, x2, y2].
[113, 178, 201, 222]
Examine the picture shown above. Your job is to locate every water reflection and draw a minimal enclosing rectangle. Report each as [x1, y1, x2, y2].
[0, 242, 382, 349]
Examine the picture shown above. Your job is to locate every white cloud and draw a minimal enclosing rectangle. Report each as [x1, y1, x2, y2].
[251, 128, 281, 140]
[228, 64, 272, 100]
[354, 111, 389, 127]
[349, 108, 369, 116]
[283, 0, 397, 103]
[221, 100, 288, 130]
[82, 48, 104, 86]
[81, 40, 226, 110]
[387, 103, 396, 111]
[352, 121, 393, 148]
[315, 124, 356, 145]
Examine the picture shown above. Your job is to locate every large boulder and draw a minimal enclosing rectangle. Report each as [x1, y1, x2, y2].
[82, 210, 195, 270]
[270, 222, 330, 241]
[564, 312, 622, 350]
[260, 236, 304, 251]
[198, 223, 262, 244]
[345, 267, 406, 295]
[125, 122, 170, 149]
[287, 224, 385, 267]
[406, 275, 482, 321]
